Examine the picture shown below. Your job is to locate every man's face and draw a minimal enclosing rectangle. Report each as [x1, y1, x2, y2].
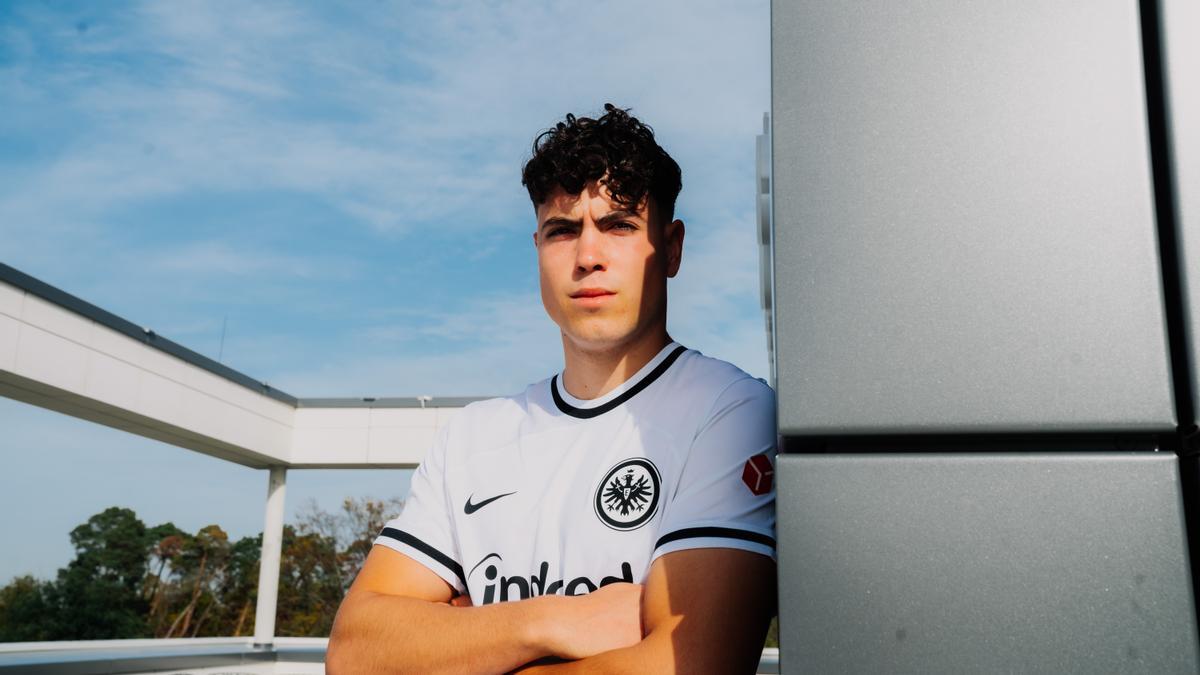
[534, 181, 683, 352]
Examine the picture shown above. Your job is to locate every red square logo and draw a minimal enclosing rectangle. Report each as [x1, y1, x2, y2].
[742, 453, 774, 496]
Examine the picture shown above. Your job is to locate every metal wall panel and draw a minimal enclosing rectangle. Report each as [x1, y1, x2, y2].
[1161, 0, 1200, 427]
[776, 453, 1199, 674]
[771, 0, 1175, 434]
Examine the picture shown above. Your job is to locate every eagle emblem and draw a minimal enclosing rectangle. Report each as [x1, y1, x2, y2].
[594, 458, 661, 531]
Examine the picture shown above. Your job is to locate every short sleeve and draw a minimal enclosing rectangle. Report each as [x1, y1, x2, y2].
[374, 425, 467, 592]
[652, 377, 777, 562]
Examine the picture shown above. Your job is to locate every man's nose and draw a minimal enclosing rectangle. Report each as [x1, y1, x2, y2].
[575, 226, 606, 272]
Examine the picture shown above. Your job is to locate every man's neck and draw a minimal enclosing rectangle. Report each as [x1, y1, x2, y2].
[560, 327, 673, 401]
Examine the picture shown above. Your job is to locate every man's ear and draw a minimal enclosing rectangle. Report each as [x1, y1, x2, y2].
[532, 201, 545, 249]
[665, 219, 685, 278]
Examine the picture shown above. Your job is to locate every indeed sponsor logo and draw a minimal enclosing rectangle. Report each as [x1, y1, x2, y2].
[468, 554, 634, 605]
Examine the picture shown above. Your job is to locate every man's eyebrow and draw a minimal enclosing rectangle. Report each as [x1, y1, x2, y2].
[539, 210, 641, 230]
[540, 216, 581, 231]
[595, 210, 641, 225]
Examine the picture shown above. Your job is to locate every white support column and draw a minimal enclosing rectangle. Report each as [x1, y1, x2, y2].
[253, 466, 287, 645]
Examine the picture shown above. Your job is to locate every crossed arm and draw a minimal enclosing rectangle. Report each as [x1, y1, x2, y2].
[327, 544, 776, 674]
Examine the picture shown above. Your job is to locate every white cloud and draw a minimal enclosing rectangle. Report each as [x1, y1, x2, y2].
[149, 240, 360, 280]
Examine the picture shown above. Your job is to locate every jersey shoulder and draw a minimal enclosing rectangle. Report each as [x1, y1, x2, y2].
[673, 349, 775, 408]
[646, 349, 775, 441]
[437, 383, 542, 458]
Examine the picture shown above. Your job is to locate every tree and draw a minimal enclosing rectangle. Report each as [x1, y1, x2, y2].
[276, 525, 342, 636]
[144, 523, 187, 636]
[295, 495, 404, 592]
[0, 576, 54, 642]
[274, 496, 404, 636]
[337, 496, 404, 584]
[0, 497, 406, 642]
[159, 525, 232, 638]
[219, 534, 261, 637]
[49, 507, 155, 639]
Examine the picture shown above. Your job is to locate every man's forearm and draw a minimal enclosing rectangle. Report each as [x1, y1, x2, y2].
[513, 629, 678, 675]
[516, 627, 764, 675]
[327, 590, 563, 675]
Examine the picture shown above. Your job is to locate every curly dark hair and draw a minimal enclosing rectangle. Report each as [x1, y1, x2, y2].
[522, 103, 682, 222]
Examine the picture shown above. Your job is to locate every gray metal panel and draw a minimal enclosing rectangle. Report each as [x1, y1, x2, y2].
[776, 452, 1199, 674]
[771, 0, 1175, 434]
[1161, 0, 1200, 426]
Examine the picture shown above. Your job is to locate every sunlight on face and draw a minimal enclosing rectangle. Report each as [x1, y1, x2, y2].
[534, 181, 681, 353]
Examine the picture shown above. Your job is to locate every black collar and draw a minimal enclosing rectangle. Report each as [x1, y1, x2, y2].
[551, 345, 688, 419]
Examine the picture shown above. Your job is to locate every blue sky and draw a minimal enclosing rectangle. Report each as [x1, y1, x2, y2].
[0, 1, 769, 582]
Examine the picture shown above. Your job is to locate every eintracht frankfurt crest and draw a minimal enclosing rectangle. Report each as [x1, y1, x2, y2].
[594, 458, 661, 531]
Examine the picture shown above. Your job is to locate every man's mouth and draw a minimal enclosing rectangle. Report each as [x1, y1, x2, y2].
[570, 288, 616, 299]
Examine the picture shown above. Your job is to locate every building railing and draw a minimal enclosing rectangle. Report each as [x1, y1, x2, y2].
[0, 639, 780, 674]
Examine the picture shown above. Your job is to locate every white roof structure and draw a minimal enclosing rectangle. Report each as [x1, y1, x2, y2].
[0, 262, 479, 469]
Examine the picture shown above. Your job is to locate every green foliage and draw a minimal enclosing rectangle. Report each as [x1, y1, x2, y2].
[68, 507, 150, 590]
[50, 507, 155, 639]
[0, 576, 54, 641]
[0, 497, 403, 641]
[276, 525, 342, 636]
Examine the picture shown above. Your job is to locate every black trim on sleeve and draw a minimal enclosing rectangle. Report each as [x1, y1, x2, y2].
[551, 345, 687, 419]
[379, 527, 466, 587]
[655, 526, 776, 550]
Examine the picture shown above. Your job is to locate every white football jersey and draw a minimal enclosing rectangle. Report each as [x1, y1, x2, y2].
[374, 342, 777, 604]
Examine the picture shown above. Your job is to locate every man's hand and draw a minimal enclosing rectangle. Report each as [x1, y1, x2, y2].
[514, 548, 776, 674]
[329, 546, 645, 674]
[329, 546, 553, 674]
[448, 583, 643, 660]
[443, 582, 642, 660]
[542, 582, 644, 660]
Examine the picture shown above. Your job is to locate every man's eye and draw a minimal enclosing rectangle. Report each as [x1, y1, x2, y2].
[547, 227, 573, 238]
[613, 222, 637, 231]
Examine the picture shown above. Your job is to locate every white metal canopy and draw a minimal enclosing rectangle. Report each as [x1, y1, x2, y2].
[0, 264, 477, 469]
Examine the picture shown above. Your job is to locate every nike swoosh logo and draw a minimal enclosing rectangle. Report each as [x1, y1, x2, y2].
[464, 491, 517, 515]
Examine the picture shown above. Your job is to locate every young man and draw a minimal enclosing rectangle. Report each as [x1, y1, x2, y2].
[328, 104, 777, 674]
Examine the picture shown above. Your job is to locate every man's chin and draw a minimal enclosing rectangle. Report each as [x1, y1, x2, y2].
[562, 327, 637, 354]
